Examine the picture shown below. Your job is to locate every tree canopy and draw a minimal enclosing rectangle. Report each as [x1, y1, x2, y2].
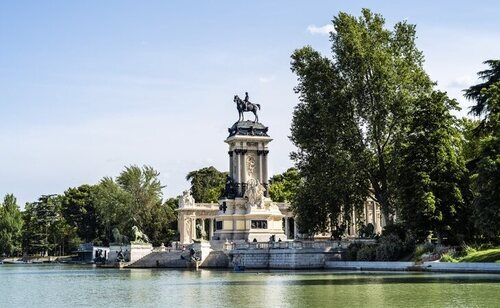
[186, 166, 227, 203]
[290, 9, 433, 234]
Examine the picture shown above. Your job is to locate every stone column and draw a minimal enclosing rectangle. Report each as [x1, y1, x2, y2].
[240, 150, 247, 195]
[191, 217, 196, 241]
[294, 220, 298, 239]
[262, 150, 269, 196]
[178, 213, 185, 244]
[234, 149, 241, 196]
[228, 151, 234, 179]
[202, 219, 206, 240]
[209, 219, 214, 240]
[372, 201, 377, 232]
[257, 149, 263, 183]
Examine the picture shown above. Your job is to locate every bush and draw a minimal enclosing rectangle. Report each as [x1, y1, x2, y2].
[415, 242, 435, 259]
[344, 242, 362, 261]
[357, 245, 376, 261]
[376, 233, 404, 261]
[381, 223, 408, 241]
[440, 253, 458, 262]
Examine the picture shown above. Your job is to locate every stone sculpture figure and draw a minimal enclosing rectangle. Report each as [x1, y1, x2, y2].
[222, 175, 235, 198]
[111, 228, 129, 245]
[179, 190, 195, 208]
[244, 178, 265, 208]
[131, 225, 149, 243]
[234, 93, 261, 122]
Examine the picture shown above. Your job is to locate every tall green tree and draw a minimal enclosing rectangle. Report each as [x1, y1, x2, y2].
[22, 195, 72, 256]
[186, 166, 227, 203]
[0, 194, 23, 256]
[93, 165, 177, 246]
[398, 91, 471, 243]
[465, 60, 500, 134]
[465, 60, 500, 241]
[290, 9, 433, 232]
[60, 185, 99, 243]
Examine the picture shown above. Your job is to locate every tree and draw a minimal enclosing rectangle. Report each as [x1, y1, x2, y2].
[290, 9, 432, 232]
[186, 166, 227, 203]
[397, 91, 471, 243]
[465, 60, 500, 241]
[269, 167, 301, 202]
[60, 185, 99, 243]
[0, 194, 23, 256]
[93, 165, 178, 246]
[22, 195, 70, 256]
[465, 60, 500, 134]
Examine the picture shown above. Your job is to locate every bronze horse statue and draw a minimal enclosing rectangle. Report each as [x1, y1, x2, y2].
[234, 95, 260, 122]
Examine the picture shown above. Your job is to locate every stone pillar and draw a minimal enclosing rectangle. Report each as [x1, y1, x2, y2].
[257, 149, 263, 183]
[294, 220, 298, 239]
[228, 151, 233, 179]
[209, 219, 214, 240]
[234, 149, 241, 196]
[202, 219, 206, 240]
[191, 217, 196, 241]
[262, 150, 269, 196]
[240, 150, 247, 195]
[372, 201, 377, 232]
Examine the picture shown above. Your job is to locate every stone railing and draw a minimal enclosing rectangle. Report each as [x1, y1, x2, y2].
[228, 240, 363, 251]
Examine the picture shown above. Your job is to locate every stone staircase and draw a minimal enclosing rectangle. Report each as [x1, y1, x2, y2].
[126, 251, 192, 268]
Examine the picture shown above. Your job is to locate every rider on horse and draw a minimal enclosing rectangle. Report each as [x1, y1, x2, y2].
[244, 92, 250, 110]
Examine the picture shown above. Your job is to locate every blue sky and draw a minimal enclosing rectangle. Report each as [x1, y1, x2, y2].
[1, 1, 499, 206]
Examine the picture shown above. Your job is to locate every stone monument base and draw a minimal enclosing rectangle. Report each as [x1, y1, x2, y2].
[108, 242, 153, 264]
[129, 242, 153, 263]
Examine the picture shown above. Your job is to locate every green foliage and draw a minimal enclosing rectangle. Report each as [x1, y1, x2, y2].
[268, 167, 301, 202]
[359, 223, 375, 238]
[357, 245, 377, 261]
[397, 91, 472, 243]
[186, 166, 227, 203]
[415, 242, 435, 259]
[290, 9, 433, 234]
[22, 195, 77, 256]
[94, 165, 177, 246]
[464, 60, 500, 242]
[472, 137, 500, 240]
[0, 194, 23, 256]
[465, 59, 500, 134]
[344, 242, 362, 261]
[440, 253, 458, 262]
[375, 233, 405, 261]
[459, 248, 500, 263]
[61, 185, 99, 243]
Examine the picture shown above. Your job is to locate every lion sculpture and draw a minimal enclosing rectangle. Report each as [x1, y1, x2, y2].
[111, 228, 129, 245]
[132, 225, 150, 243]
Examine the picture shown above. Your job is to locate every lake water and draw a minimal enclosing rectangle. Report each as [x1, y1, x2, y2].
[1, 264, 499, 307]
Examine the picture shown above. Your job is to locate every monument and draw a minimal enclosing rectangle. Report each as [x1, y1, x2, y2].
[214, 93, 286, 242]
[107, 226, 152, 264]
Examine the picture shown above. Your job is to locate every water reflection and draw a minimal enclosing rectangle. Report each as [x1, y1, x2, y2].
[1, 266, 499, 307]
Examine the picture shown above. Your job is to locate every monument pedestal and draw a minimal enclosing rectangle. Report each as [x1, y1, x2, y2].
[108, 242, 153, 264]
[215, 197, 286, 242]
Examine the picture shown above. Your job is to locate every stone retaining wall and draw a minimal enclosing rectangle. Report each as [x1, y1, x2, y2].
[325, 261, 414, 271]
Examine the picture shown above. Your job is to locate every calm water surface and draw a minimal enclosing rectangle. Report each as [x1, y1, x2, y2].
[1, 264, 499, 307]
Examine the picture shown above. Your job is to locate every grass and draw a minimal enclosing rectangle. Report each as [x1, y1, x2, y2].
[459, 248, 500, 263]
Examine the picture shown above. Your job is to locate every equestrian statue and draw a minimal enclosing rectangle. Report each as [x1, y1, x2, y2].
[234, 92, 261, 123]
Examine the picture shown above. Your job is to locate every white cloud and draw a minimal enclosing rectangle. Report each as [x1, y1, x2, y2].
[447, 75, 475, 89]
[307, 24, 335, 35]
[259, 75, 276, 83]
